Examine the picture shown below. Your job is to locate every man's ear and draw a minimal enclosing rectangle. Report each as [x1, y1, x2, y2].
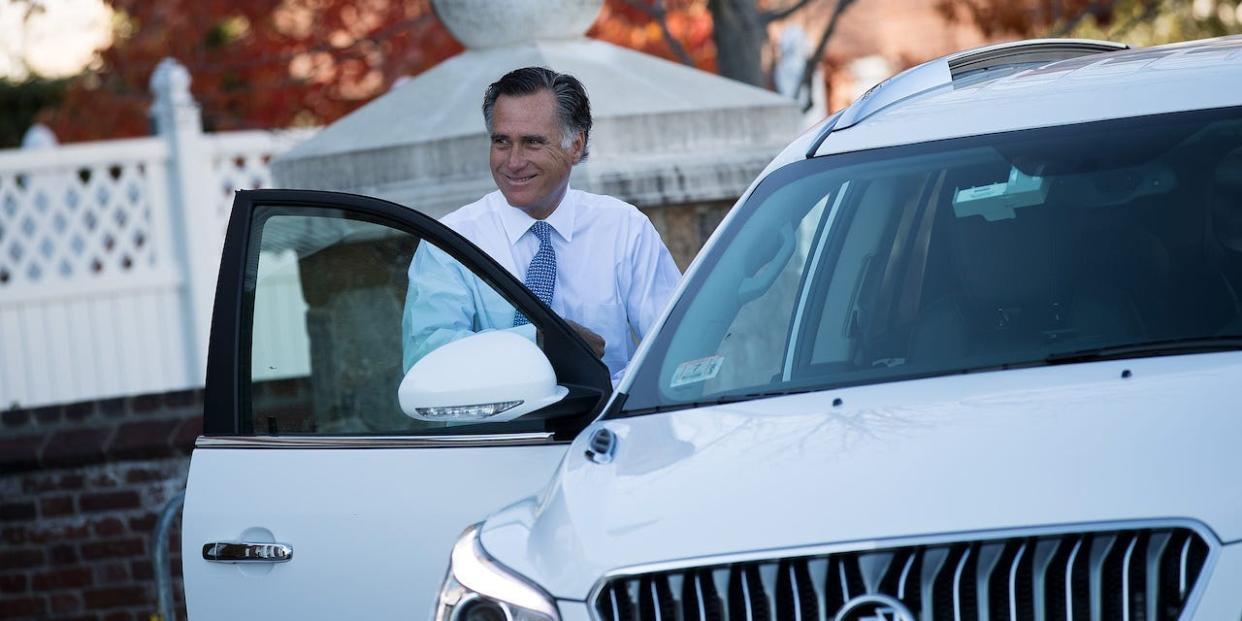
[570, 131, 585, 164]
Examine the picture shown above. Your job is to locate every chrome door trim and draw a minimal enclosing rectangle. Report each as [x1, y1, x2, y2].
[581, 518, 1220, 615]
[195, 432, 558, 449]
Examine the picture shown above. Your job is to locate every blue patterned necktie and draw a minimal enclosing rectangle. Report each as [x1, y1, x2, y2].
[513, 220, 556, 326]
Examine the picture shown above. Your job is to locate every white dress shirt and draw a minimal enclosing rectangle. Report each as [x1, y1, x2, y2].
[403, 187, 681, 380]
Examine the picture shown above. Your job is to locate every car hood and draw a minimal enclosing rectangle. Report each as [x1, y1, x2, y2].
[479, 353, 1242, 601]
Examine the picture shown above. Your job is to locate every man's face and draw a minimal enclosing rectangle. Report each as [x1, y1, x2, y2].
[489, 90, 583, 217]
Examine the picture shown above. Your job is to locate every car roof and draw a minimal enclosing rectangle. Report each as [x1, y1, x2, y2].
[811, 35, 1242, 158]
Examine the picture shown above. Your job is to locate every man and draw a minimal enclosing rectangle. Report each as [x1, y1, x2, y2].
[402, 67, 680, 381]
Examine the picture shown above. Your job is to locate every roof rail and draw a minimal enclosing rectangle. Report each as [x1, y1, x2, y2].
[806, 38, 1128, 158]
[946, 38, 1128, 78]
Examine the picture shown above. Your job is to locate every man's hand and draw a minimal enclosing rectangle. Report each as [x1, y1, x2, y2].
[566, 319, 606, 359]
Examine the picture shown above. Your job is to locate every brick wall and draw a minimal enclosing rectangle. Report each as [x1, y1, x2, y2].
[0, 390, 202, 621]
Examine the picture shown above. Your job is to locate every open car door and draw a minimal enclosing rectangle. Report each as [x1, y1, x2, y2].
[181, 190, 612, 619]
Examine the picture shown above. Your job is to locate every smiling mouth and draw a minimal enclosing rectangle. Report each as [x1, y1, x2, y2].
[505, 174, 536, 184]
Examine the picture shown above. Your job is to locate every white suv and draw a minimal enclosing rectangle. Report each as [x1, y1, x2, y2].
[182, 37, 1242, 620]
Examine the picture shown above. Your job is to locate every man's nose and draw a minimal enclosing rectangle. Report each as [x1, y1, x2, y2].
[504, 146, 528, 170]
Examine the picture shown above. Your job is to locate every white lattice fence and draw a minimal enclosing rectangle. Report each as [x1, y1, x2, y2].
[0, 59, 316, 409]
[207, 129, 318, 240]
[0, 139, 191, 407]
[0, 139, 172, 291]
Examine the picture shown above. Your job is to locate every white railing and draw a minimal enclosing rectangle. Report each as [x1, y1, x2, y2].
[0, 58, 317, 408]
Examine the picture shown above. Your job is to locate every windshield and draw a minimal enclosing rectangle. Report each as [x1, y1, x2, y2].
[622, 106, 1242, 414]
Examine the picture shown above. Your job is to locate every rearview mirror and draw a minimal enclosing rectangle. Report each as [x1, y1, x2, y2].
[398, 331, 568, 423]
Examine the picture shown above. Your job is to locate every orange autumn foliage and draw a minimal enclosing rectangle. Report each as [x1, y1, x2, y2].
[590, 0, 717, 70]
[40, 0, 722, 143]
[934, 0, 1118, 38]
[41, 0, 461, 141]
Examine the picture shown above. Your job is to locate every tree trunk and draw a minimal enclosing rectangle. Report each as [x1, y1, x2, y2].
[708, 0, 769, 87]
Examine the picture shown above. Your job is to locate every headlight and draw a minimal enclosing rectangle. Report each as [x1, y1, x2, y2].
[434, 524, 560, 621]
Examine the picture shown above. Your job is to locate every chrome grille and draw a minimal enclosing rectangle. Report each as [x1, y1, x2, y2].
[592, 527, 1211, 621]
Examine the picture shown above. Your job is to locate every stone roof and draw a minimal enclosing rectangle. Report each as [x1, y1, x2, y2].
[273, 9, 801, 217]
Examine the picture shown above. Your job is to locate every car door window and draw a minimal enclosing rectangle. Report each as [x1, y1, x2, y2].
[248, 209, 527, 434]
[220, 195, 610, 438]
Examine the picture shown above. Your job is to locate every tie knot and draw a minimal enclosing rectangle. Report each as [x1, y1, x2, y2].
[530, 220, 553, 245]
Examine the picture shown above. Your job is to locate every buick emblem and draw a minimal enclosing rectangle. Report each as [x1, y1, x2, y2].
[834, 594, 917, 621]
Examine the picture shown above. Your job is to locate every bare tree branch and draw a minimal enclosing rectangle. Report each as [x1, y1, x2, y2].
[761, 0, 819, 25]
[1108, 0, 1164, 38]
[795, 0, 859, 111]
[620, 0, 695, 66]
[1050, 0, 1105, 37]
[956, 0, 998, 36]
[958, 0, 989, 32]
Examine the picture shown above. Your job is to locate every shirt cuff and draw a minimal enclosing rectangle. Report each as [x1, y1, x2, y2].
[504, 323, 538, 342]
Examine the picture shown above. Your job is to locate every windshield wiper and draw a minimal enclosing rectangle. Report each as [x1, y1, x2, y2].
[1044, 335, 1242, 365]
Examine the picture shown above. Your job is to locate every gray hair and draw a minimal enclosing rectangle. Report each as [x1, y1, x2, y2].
[482, 66, 592, 161]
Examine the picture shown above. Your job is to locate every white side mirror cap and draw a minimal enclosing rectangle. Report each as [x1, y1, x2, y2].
[399, 331, 568, 423]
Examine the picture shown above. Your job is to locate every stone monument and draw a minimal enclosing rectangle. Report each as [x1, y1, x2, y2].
[272, 0, 801, 267]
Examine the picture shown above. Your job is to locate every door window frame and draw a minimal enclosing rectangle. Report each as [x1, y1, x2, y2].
[203, 189, 611, 441]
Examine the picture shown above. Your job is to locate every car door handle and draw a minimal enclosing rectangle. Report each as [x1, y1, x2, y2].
[202, 541, 293, 563]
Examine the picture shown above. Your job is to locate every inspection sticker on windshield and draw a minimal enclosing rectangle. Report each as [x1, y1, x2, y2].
[670, 355, 724, 388]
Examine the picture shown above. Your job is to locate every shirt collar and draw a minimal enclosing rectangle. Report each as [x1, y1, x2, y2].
[497, 186, 577, 246]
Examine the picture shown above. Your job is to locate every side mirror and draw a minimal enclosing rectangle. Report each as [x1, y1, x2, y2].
[399, 331, 568, 423]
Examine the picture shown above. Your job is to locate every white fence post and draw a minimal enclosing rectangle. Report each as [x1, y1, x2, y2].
[21, 123, 59, 149]
[150, 58, 215, 385]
